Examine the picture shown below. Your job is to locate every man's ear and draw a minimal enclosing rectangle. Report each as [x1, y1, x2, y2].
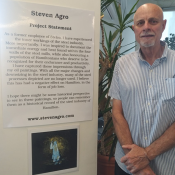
[162, 19, 167, 31]
[132, 25, 135, 32]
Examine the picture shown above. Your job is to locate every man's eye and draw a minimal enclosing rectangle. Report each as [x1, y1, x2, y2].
[137, 21, 144, 26]
[150, 19, 158, 24]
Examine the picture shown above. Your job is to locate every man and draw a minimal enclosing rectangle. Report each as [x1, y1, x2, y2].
[109, 3, 175, 175]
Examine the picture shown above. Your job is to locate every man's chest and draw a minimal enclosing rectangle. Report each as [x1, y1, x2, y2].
[119, 60, 175, 102]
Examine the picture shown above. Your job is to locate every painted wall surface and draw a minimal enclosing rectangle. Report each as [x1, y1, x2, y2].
[0, 0, 100, 175]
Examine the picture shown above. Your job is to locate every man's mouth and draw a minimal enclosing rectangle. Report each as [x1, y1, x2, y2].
[140, 34, 155, 38]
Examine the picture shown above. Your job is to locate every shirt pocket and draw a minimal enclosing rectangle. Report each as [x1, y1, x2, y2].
[161, 78, 175, 101]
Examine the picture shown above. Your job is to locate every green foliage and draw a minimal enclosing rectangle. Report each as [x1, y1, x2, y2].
[101, 0, 116, 13]
[164, 33, 175, 50]
[98, 0, 139, 157]
[99, 0, 139, 114]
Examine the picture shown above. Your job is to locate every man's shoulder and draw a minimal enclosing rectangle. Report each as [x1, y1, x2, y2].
[168, 48, 175, 56]
[166, 48, 175, 62]
[118, 50, 139, 63]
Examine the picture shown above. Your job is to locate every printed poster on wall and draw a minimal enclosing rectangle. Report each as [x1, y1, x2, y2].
[0, 0, 94, 127]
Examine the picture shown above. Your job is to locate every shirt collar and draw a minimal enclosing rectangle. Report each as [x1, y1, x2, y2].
[137, 41, 168, 62]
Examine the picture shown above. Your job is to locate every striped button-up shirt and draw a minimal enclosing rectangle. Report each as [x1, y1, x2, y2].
[109, 42, 175, 175]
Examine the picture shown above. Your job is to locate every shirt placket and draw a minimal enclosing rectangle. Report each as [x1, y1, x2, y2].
[142, 67, 155, 147]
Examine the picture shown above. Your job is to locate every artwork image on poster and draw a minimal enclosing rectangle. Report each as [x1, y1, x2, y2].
[28, 125, 79, 175]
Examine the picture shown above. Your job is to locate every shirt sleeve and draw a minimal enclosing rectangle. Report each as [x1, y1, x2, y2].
[109, 60, 121, 100]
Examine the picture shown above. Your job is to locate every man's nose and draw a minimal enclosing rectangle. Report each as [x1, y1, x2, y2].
[143, 21, 150, 32]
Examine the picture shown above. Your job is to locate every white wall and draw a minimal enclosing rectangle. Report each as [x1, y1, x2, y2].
[0, 0, 100, 175]
[161, 11, 175, 40]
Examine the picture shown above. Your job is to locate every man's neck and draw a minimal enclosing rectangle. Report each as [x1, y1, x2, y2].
[140, 44, 165, 65]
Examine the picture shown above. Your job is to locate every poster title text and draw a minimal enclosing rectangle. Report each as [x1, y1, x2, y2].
[31, 11, 69, 20]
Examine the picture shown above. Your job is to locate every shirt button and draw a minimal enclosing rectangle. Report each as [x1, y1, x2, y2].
[148, 103, 150, 106]
[149, 85, 152, 88]
[146, 120, 148, 123]
[145, 137, 147, 140]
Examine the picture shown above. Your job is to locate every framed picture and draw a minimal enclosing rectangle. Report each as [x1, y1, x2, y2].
[28, 125, 79, 175]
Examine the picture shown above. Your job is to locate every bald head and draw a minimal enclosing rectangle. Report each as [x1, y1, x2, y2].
[134, 3, 164, 23]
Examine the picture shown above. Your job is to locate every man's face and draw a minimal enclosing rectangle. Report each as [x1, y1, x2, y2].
[132, 4, 166, 48]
